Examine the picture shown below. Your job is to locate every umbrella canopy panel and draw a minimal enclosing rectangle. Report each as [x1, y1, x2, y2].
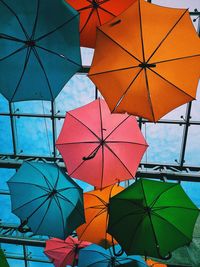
[108, 178, 199, 258]
[45, 236, 91, 267]
[77, 184, 124, 248]
[56, 98, 148, 189]
[66, 0, 136, 48]
[7, 162, 85, 239]
[89, 0, 200, 121]
[0, 0, 81, 102]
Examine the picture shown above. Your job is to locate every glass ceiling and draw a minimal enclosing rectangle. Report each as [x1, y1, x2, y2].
[0, 0, 199, 266]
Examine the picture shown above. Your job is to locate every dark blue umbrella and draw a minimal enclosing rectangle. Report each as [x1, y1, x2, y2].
[78, 244, 148, 267]
[0, 0, 81, 102]
[7, 162, 85, 239]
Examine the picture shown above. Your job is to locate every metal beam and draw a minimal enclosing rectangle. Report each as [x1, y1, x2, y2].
[1, 154, 200, 182]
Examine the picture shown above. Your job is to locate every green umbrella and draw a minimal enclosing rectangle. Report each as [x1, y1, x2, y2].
[0, 249, 9, 267]
[107, 179, 199, 259]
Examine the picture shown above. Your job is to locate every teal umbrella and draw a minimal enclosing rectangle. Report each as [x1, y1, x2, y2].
[108, 179, 199, 259]
[0, 0, 81, 101]
[0, 249, 9, 267]
[7, 162, 85, 239]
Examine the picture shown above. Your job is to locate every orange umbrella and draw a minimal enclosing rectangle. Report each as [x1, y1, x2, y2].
[146, 259, 167, 267]
[76, 184, 124, 248]
[89, 0, 200, 122]
[65, 0, 136, 48]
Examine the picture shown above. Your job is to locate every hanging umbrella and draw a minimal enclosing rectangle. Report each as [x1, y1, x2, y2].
[7, 162, 85, 239]
[56, 98, 148, 189]
[45, 236, 91, 267]
[78, 244, 148, 267]
[0, 0, 81, 102]
[0, 249, 9, 267]
[89, 0, 200, 122]
[65, 0, 136, 48]
[77, 184, 124, 248]
[107, 178, 199, 259]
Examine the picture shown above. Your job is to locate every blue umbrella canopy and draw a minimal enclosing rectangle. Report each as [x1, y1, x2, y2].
[7, 162, 85, 239]
[0, 0, 81, 102]
[78, 244, 147, 267]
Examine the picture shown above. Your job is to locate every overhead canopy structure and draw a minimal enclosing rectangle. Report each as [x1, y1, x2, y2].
[0, 0, 199, 266]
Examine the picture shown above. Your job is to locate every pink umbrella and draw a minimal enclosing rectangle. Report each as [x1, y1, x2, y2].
[56, 99, 148, 189]
[44, 236, 91, 267]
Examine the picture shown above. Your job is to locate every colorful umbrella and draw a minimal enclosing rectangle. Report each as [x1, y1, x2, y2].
[0, 0, 81, 102]
[65, 0, 136, 48]
[78, 244, 148, 267]
[56, 98, 148, 189]
[0, 249, 9, 267]
[77, 184, 124, 248]
[108, 179, 199, 259]
[45, 236, 91, 267]
[7, 162, 85, 239]
[89, 0, 200, 121]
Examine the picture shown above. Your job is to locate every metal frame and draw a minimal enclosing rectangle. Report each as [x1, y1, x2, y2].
[0, 6, 199, 267]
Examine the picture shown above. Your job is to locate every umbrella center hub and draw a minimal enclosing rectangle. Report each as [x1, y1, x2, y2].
[49, 189, 58, 196]
[139, 62, 156, 69]
[111, 256, 116, 264]
[92, 0, 99, 8]
[144, 206, 152, 213]
[100, 139, 105, 146]
[25, 40, 36, 47]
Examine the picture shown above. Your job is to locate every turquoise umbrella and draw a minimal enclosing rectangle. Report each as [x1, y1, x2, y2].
[78, 244, 148, 267]
[0, 0, 81, 101]
[7, 162, 85, 239]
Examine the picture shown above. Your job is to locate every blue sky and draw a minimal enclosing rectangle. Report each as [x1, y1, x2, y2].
[0, 0, 200, 266]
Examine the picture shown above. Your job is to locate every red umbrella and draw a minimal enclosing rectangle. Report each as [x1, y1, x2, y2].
[56, 99, 148, 189]
[44, 236, 91, 267]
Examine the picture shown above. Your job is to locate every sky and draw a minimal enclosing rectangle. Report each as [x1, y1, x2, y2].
[0, 0, 200, 266]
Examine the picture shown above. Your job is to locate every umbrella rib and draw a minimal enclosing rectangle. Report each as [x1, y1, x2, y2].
[35, 14, 79, 42]
[112, 68, 143, 113]
[107, 141, 148, 147]
[85, 259, 110, 267]
[98, 6, 116, 17]
[147, 9, 188, 63]
[12, 192, 49, 213]
[149, 183, 178, 208]
[32, 46, 54, 100]
[152, 54, 200, 65]
[53, 165, 60, 191]
[89, 65, 140, 77]
[78, 4, 93, 12]
[84, 193, 108, 206]
[0, 0, 29, 39]
[148, 67, 196, 100]
[25, 162, 53, 190]
[80, 8, 95, 34]
[99, 99, 105, 189]
[0, 45, 27, 61]
[0, 33, 25, 43]
[56, 141, 100, 146]
[33, 196, 54, 235]
[30, 0, 40, 40]
[78, 209, 106, 239]
[98, 28, 142, 64]
[53, 195, 66, 238]
[151, 210, 192, 241]
[153, 205, 199, 212]
[35, 45, 81, 67]
[96, 8, 102, 25]
[143, 68, 156, 121]
[104, 144, 134, 178]
[67, 113, 101, 141]
[103, 115, 131, 142]
[57, 192, 84, 220]
[8, 181, 49, 193]
[10, 46, 32, 102]
[138, 0, 146, 63]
